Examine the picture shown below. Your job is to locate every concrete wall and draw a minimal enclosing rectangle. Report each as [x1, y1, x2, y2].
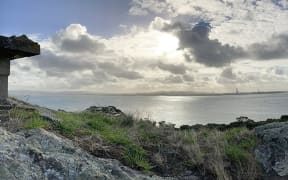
[0, 60, 10, 76]
[0, 60, 10, 99]
[0, 76, 8, 98]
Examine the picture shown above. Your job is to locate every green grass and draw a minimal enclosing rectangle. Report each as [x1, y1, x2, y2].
[24, 118, 50, 129]
[124, 144, 152, 171]
[224, 127, 257, 163]
[225, 145, 247, 162]
[9, 109, 49, 129]
[8, 105, 260, 178]
[54, 111, 153, 171]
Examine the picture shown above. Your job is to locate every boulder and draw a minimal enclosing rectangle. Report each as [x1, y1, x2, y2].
[0, 127, 164, 180]
[85, 106, 124, 116]
[254, 122, 288, 178]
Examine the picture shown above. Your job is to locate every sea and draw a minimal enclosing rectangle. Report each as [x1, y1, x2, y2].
[10, 92, 288, 127]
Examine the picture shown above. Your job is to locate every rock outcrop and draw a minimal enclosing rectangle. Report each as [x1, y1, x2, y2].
[0, 127, 163, 180]
[255, 122, 288, 178]
[85, 106, 124, 116]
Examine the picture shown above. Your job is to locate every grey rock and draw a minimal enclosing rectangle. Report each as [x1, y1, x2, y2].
[255, 122, 288, 177]
[85, 106, 124, 116]
[0, 127, 165, 180]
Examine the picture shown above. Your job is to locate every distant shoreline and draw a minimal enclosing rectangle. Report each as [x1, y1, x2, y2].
[10, 90, 288, 97]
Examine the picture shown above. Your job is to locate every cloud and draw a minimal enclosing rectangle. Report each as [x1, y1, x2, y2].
[249, 34, 288, 60]
[156, 61, 187, 74]
[98, 62, 143, 80]
[161, 20, 288, 67]
[271, 0, 288, 9]
[57, 34, 105, 53]
[221, 67, 237, 80]
[129, 0, 170, 16]
[157, 73, 195, 84]
[183, 74, 195, 82]
[268, 66, 288, 76]
[163, 75, 184, 84]
[130, 0, 288, 47]
[163, 21, 246, 67]
[12, 24, 148, 91]
[52, 24, 106, 53]
[129, 6, 149, 16]
[10, 16, 288, 93]
[30, 50, 95, 77]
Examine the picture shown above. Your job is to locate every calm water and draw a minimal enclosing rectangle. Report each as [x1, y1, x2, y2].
[10, 92, 288, 126]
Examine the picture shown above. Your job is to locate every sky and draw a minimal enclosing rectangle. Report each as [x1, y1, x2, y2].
[1, 0, 288, 93]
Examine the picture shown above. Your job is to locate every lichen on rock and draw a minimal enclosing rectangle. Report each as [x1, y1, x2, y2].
[255, 122, 288, 178]
[0, 127, 164, 180]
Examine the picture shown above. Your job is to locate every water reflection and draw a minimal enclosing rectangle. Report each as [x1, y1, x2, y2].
[11, 92, 288, 127]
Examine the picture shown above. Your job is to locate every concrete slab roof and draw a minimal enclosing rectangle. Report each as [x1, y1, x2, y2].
[0, 35, 40, 60]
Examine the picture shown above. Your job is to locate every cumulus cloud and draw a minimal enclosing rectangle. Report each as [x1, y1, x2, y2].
[221, 67, 237, 80]
[156, 61, 187, 74]
[249, 34, 288, 60]
[268, 66, 288, 76]
[161, 20, 288, 67]
[30, 50, 95, 77]
[163, 75, 184, 84]
[130, 0, 288, 46]
[129, 0, 170, 16]
[52, 24, 106, 53]
[12, 24, 154, 92]
[182, 74, 195, 82]
[10, 3, 288, 93]
[162, 21, 246, 67]
[57, 34, 105, 53]
[98, 62, 143, 80]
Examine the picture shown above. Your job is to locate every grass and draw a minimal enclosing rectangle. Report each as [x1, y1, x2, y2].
[223, 128, 259, 179]
[54, 111, 153, 171]
[224, 128, 257, 163]
[124, 144, 152, 171]
[7, 104, 261, 179]
[9, 108, 50, 130]
[225, 145, 247, 162]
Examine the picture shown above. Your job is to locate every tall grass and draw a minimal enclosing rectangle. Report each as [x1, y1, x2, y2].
[7, 106, 260, 179]
[8, 108, 49, 130]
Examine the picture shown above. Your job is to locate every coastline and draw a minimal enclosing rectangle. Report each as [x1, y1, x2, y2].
[0, 97, 288, 179]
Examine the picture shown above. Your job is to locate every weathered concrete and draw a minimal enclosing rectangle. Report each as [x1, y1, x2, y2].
[0, 60, 10, 99]
[0, 76, 8, 99]
[0, 35, 40, 59]
[0, 60, 10, 75]
[0, 35, 40, 100]
[0, 35, 39, 123]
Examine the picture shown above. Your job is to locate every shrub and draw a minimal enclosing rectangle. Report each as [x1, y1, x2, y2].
[225, 145, 247, 162]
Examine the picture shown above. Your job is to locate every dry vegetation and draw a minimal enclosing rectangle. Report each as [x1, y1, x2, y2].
[7, 105, 261, 180]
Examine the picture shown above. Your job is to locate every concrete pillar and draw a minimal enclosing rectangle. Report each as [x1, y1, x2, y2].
[0, 35, 40, 123]
[0, 60, 10, 99]
[0, 60, 10, 123]
[0, 76, 8, 99]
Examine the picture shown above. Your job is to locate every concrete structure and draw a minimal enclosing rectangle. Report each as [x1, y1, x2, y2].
[0, 35, 40, 122]
[0, 35, 40, 99]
